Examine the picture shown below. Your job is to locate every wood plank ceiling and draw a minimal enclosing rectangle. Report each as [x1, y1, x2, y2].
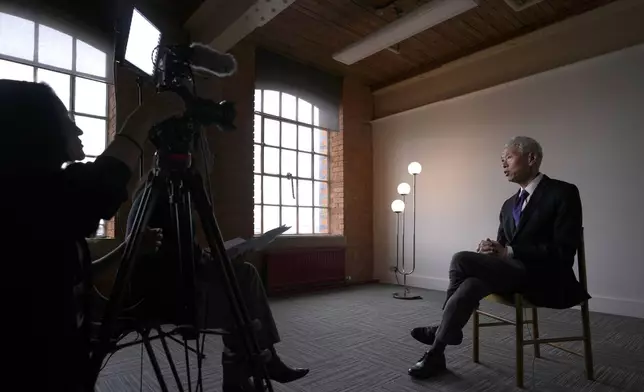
[251, 0, 619, 88]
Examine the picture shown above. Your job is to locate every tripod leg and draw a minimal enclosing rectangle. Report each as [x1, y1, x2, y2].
[141, 329, 170, 392]
[167, 335, 205, 359]
[184, 170, 273, 392]
[159, 331, 186, 392]
[169, 179, 207, 392]
[88, 173, 164, 388]
[184, 339, 193, 392]
[168, 179, 199, 335]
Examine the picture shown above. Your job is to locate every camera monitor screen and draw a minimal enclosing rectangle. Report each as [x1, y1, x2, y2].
[124, 8, 161, 76]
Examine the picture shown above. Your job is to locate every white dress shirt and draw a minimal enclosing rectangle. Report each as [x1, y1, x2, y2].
[506, 173, 544, 258]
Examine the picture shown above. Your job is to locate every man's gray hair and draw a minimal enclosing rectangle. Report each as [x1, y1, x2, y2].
[505, 136, 543, 167]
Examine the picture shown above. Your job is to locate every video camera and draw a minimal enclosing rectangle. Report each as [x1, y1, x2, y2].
[121, 8, 237, 155]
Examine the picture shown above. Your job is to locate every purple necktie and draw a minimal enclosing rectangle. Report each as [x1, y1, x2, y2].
[512, 190, 530, 226]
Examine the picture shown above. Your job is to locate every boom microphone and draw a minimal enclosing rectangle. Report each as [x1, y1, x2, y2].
[189, 42, 238, 77]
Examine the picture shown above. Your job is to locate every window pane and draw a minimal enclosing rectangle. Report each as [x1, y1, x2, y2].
[263, 206, 280, 231]
[37, 69, 71, 109]
[254, 144, 261, 173]
[314, 208, 329, 234]
[297, 98, 312, 124]
[313, 107, 319, 127]
[263, 90, 279, 116]
[75, 116, 106, 156]
[254, 89, 262, 112]
[263, 147, 279, 175]
[298, 207, 313, 234]
[0, 13, 34, 60]
[314, 181, 328, 207]
[281, 122, 297, 150]
[282, 207, 297, 234]
[281, 149, 296, 176]
[0, 59, 33, 81]
[314, 155, 328, 180]
[254, 175, 261, 204]
[76, 39, 106, 77]
[298, 126, 312, 152]
[314, 128, 328, 154]
[281, 178, 296, 206]
[254, 205, 261, 234]
[298, 180, 312, 206]
[38, 25, 72, 70]
[262, 175, 279, 205]
[281, 93, 296, 121]
[254, 115, 261, 143]
[264, 119, 279, 147]
[75, 77, 107, 116]
[95, 220, 106, 237]
[298, 152, 312, 178]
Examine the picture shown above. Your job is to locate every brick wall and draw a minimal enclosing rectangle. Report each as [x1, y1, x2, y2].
[330, 128, 344, 235]
[337, 77, 374, 282]
[105, 83, 117, 238]
[90, 42, 376, 284]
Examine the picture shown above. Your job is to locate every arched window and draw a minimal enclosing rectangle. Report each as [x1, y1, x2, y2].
[0, 11, 112, 236]
[254, 89, 330, 235]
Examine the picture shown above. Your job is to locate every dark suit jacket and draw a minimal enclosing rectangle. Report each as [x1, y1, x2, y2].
[497, 175, 590, 309]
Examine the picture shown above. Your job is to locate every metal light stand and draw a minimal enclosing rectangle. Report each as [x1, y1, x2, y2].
[394, 207, 402, 286]
[394, 163, 422, 300]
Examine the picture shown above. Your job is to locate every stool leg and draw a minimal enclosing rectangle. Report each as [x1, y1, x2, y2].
[581, 300, 594, 380]
[515, 296, 524, 389]
[473, 310, 480, 363]
[531, 308, 541, 358]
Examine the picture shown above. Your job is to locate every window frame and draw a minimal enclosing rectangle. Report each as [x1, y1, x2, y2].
[0, 12, 112, 237]
[254, 89, 331, 236]
[0, 12, 111, 162]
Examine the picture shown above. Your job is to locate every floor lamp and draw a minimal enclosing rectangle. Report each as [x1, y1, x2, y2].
[392, 161, 423, 300]
[391, 199, 405, 295]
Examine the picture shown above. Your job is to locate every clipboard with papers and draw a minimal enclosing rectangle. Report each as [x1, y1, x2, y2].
[221, 225, 290, 260]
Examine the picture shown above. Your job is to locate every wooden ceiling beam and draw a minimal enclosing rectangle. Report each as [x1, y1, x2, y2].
[373, 0, 644, 120]
[184, 0, 297, 51]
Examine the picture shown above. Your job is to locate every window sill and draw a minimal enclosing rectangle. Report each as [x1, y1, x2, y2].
[86, 237, 120, 258]
[86, 237, 119, 244]
[263, 234, 346, 250]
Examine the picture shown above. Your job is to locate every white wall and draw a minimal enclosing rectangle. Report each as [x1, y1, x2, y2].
[372, 43, 644, 319]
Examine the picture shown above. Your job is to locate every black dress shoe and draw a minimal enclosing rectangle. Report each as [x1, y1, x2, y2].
[411, 326, 438, 345]
[408, 350, 447, 379]
[267, 359, 309, 384]
[411, 326, 463, 346]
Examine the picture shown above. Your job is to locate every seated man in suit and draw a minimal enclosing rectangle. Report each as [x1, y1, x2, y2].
[125, 185, 308, 391]
[408, 136, 590, 379]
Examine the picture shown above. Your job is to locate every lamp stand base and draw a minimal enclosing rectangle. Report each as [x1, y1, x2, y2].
[393, 287, 422, 300]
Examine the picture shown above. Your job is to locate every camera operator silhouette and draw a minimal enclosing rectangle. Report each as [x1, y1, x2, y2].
[0, 79, 185, 392]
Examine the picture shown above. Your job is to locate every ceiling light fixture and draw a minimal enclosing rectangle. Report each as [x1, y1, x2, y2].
[333, 0, 478, 65]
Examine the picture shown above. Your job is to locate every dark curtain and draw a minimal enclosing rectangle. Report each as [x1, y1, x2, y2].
[255, 48, 342, 132]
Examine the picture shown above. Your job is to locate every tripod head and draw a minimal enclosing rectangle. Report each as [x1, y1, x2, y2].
[149, 43, 237, 157]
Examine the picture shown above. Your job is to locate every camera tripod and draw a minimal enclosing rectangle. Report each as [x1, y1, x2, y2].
[87, 150, 274, 392]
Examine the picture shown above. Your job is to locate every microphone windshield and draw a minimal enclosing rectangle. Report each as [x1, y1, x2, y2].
[189, 43, 237, 77]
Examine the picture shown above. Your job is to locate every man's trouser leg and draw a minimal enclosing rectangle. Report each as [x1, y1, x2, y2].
[437, 251, 526, 345]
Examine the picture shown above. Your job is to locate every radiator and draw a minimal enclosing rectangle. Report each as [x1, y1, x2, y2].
[264, 248, 346, 295]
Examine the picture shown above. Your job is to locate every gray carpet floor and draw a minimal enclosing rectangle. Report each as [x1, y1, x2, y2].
[96, 284, 644, 392]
